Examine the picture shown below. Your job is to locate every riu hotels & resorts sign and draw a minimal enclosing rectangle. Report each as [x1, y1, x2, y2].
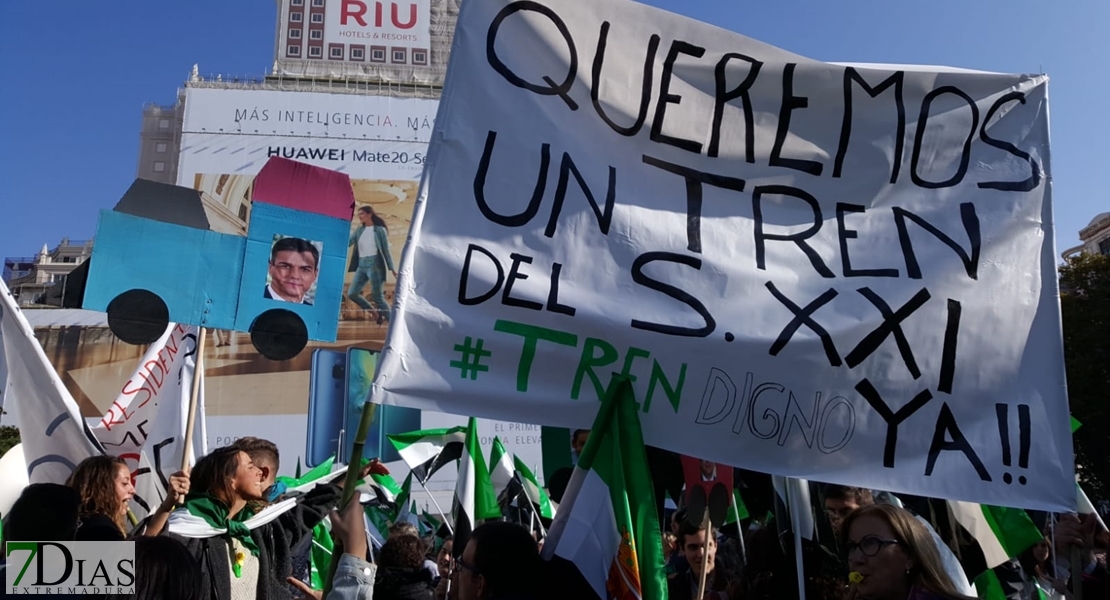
[5, 541, 135, 595]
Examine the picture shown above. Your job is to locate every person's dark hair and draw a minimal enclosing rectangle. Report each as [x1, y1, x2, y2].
[2, 483, 80, 542]
[67, 455, 129, 535]
[190, 446, 246, 506]
[232, 437, 280, 472]
[270, 237, 320, 269]
[360, 205, 387, 229]
[389, 521, 419, 538]
[105, 536, 202, 600]
[380, 534, 427, 570]
[571, 429, 588, 444]
[824, 484, 874, 506]
[1018, 538, 1054, 580]
[469, 522, 539, 595]
[676, 519, 715, 548]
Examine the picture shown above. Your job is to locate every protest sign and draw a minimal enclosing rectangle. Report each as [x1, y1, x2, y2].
[92, 323, 207, 518]
[382, 0, 1072, 510]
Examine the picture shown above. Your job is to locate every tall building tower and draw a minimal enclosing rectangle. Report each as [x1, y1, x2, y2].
[272, 0, 455, 86]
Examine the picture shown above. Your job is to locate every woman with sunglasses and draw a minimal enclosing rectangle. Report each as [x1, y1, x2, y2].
[842, 504, 975, 600]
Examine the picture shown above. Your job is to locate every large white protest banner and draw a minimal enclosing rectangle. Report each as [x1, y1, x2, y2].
[373, 0, 1073, 510]
[1, 280, 102, 484]
[92, 323, 207, 518]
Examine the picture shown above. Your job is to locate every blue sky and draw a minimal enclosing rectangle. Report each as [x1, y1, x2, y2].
[0, 0, 1104, 263]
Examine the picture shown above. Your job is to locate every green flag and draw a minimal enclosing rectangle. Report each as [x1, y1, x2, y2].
[724, 488, 750, 524]
[950, 501, 1042, 569]
[489, 436, 515, 497]
[308, 522, 334, 590]
[512, 454, 554, 519]
[539, 377, 667, 600]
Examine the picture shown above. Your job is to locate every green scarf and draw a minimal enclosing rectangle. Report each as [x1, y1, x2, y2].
[183, 493, 260, 560]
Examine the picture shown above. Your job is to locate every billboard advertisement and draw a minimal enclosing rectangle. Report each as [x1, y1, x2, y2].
[26, 87, 546, 492]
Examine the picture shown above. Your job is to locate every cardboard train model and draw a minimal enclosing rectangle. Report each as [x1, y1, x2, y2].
[83, 157, 356, 360]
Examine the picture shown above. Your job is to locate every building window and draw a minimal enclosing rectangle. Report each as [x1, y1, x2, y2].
[289, 28, 301, 39]
[1100, 238, 1110, 256]
[309, 46, 322, 57]
[391, 47, 407, 64]
[155, 142, 167, 153]
[238, 203, 249, 221]
[330, 45, 343, 58]
[287, 44, 301, 57]
[370, 46, 386, 62]
[158, 119, 170, 130]
[292, 0, 303, 4]
[153, 161, 166, 173]
[311, 13, 323, 23]
[310, 29, 322, 40]
[312, 0, 324, 6]
[351, 46, 364, 60]
[290, 11, 302, 22]
[411, 48, 428, 65]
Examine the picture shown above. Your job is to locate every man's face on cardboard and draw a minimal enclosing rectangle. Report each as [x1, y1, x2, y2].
[269, 249, 318, 302]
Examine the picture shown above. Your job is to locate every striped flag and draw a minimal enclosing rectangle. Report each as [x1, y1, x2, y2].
[540, 378, 667, 600]
[512, 454, 554, 520]
[949, 501, 1042, 570]
[365, 472, 403, 505]
[453, 417, 500, 557]
[387, 425, 466, 484]
[489, 436, 514, 498]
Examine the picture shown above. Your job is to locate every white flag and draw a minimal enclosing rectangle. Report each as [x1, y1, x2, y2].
[0, 279, 102, 484]
[92, 323, 207, 517]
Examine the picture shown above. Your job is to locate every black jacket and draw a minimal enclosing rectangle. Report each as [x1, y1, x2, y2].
[167, 484, 339, 600]
[374, 566, 435, 600]
[75, 513, 125, 541]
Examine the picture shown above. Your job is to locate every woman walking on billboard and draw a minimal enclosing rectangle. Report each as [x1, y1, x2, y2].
[347, 205, 397, 325]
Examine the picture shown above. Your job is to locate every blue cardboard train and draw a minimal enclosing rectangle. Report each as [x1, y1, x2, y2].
[83, 157, 356, 360]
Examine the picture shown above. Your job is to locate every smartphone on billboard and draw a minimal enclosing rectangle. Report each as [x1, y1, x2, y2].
[343, 347, 421, 464]
[306, 349, 345, 467]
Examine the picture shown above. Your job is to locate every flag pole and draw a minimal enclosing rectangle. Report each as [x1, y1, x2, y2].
[730, 495, 747, 565]
[323, 402, 378, 596]
[516, 474, 547, 539]
[180, 327, 207, 472]
[415, 478, 454, 535]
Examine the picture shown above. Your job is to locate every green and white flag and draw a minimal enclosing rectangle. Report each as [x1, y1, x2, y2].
[489, 436, 515, 498]
[540, 378, 667, 600]
[949, 501, 1042, 570]
[365, 472, 402, 504]
[453, 417, 500, 556]
[512, 454, 554, 520]
[387, 426, 467, 484]
[724, 488, 750, 524]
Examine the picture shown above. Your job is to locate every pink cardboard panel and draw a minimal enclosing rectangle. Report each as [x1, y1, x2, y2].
[252, 157, 356, 221]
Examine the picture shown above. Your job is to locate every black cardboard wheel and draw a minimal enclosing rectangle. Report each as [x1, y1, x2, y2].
[249, 309, 308, 361]
[107, 289, 169, 345]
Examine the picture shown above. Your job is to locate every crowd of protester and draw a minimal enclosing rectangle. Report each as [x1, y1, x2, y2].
[2, 438, 1107, 600]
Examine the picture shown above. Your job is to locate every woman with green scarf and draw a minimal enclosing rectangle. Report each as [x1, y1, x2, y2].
[166, 446, 337, 600]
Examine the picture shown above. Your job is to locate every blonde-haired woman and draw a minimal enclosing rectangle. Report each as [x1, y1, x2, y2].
[842, 503, 976, 600]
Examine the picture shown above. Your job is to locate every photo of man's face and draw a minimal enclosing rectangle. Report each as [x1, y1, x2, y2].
[267, 237, 321, 304]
